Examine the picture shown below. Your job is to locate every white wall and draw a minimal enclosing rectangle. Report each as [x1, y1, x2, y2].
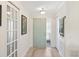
[65, 2, 79, 57]
[0, 2, 7, 57]
[56, 2, 66, 56]
[0, 1, 33, 57]
[56, 1, 79, 57]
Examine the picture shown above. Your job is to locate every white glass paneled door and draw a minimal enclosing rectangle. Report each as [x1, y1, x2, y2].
[7, 2, 19, 57]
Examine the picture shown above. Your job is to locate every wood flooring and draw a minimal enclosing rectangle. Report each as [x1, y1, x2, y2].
[25, 47, 60, 57]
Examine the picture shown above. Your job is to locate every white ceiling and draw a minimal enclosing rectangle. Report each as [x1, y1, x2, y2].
[21, 1, 65, 17]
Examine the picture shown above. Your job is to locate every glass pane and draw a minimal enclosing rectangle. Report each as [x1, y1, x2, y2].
[12, 42, 14, 52]
[10, 7, 13, 20]
[15, 11, 17, 20]
[15, 51, 17, 57]
[11, 31, 14, 41]
[7, 5, 10, 16]
[10, 20, 14, 31]
[15, 41, 17, 50]
[14, 10, 16, 20]
[7, 31, 11, 43]
[14, 21, 17, 30]
[7, 20, 11, 31]
[10, 44, 13, 53]
[14, 31, 17, 40]
[7, 45, 10, 56]
[12, 53, 14, 57]
[12, 8, 14, 20]
[7, 5, 10, 12]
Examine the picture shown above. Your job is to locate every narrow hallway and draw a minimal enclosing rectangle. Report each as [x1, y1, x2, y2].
[25, 47, 60, 57]
[1, 1, 79, 57]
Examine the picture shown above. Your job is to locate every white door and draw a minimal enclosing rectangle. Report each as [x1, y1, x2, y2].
[6, 2, 19, 57]
[33, 18, 46, 48]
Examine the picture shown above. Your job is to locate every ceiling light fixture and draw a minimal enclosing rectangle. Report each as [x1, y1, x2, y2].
[40, 11, 45, 14]
[40, 8, 46, 14]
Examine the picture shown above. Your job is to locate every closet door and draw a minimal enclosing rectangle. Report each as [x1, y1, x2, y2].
[33, 18, 46, 48]
[6, 2, 19, 57]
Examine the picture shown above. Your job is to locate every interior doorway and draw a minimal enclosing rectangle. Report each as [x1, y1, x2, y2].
[46, 18, 51, 47]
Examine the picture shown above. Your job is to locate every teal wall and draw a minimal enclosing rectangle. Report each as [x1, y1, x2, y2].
[33, 18, 46, 48]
